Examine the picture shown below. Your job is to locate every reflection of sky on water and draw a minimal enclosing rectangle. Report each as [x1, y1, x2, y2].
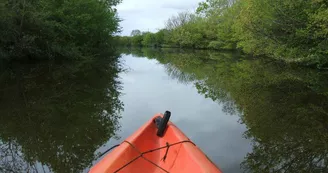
[95, 54, 251, 173]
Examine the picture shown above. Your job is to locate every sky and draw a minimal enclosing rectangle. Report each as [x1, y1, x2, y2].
[116, 0, 202, 36]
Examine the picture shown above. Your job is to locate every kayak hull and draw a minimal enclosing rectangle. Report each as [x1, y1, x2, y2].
[90, 113, 222, 173]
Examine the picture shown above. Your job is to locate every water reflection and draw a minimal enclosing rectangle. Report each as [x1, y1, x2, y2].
[0, 55, 123, 172]
[2, 47, 327, 172]
[123, 48, 328, 172]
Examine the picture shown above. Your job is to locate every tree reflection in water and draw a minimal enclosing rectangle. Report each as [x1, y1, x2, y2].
[0, 54, 123, 173]
[124, 48, 328, 172]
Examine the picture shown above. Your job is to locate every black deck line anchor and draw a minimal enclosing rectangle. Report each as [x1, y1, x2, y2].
[154, 111, 171, 137]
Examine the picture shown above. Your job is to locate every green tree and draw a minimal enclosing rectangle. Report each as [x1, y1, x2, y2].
[116, 0, 328, 67]
[130, 29, 142, 36]
[153, 29, 169, 47]
[141, 32, 156, 47]
[234, 0, 328, 67]
[131, 35, 143, 47]
[115, 36, 132, 47]
[167, 14, 208, 48]
[0, 0, 121, 61]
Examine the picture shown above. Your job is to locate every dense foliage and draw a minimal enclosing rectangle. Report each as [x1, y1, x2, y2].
[235, 0, 328, 67]
[0, 0, 121, 61]
[117, 0, 328, 68]
[0, 1, 123, 172]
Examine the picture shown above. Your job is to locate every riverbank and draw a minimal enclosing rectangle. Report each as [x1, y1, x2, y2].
[0, 0, 120, 62]
[116, 0, 328, 69]
[119, 46, 328, 71]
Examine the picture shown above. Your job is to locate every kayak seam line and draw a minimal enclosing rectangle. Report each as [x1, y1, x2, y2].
[168, 142, 182, 170]
[113, 155, 142, 173]
[98, 144, 120, 158]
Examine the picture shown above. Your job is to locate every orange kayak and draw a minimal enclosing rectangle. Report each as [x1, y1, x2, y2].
[90, 111, 222, 173]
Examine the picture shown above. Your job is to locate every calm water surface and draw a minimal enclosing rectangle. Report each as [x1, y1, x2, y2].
[97, 53, 251, 173]
[1, 49, 328, 173]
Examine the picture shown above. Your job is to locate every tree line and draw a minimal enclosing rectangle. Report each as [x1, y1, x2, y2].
[0, 1, 123, 172]
[116, 0, 328, 68]
[0, 0, 121, 61]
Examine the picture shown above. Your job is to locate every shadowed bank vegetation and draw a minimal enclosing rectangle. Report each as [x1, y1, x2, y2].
[0, 1, 123, 172]
[1, 0, 121, 61]
[117, 0, 328, 68]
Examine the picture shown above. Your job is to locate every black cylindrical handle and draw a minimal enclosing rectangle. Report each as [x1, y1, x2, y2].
[157, 111, 171, 137]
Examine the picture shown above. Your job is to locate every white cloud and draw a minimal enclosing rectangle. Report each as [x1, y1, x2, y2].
[116, 0, 202, 36]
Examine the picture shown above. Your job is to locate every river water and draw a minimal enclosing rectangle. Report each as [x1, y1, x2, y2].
[1, 48, 328, 173]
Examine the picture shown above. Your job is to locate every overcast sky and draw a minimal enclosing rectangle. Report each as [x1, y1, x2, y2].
[116, 0, 202, 36]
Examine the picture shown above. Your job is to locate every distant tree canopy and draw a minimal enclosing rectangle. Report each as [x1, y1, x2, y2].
[0, 0, 121, 61]
[165, 12, 197, 30]
[116, 0, 328, 68]
[130, 30, 142, 36]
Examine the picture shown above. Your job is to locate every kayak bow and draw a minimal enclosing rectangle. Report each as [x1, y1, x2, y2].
[90, 111, 222, 173]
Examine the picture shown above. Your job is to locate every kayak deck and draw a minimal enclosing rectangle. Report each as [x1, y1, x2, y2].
[90, 113, 222, 173]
